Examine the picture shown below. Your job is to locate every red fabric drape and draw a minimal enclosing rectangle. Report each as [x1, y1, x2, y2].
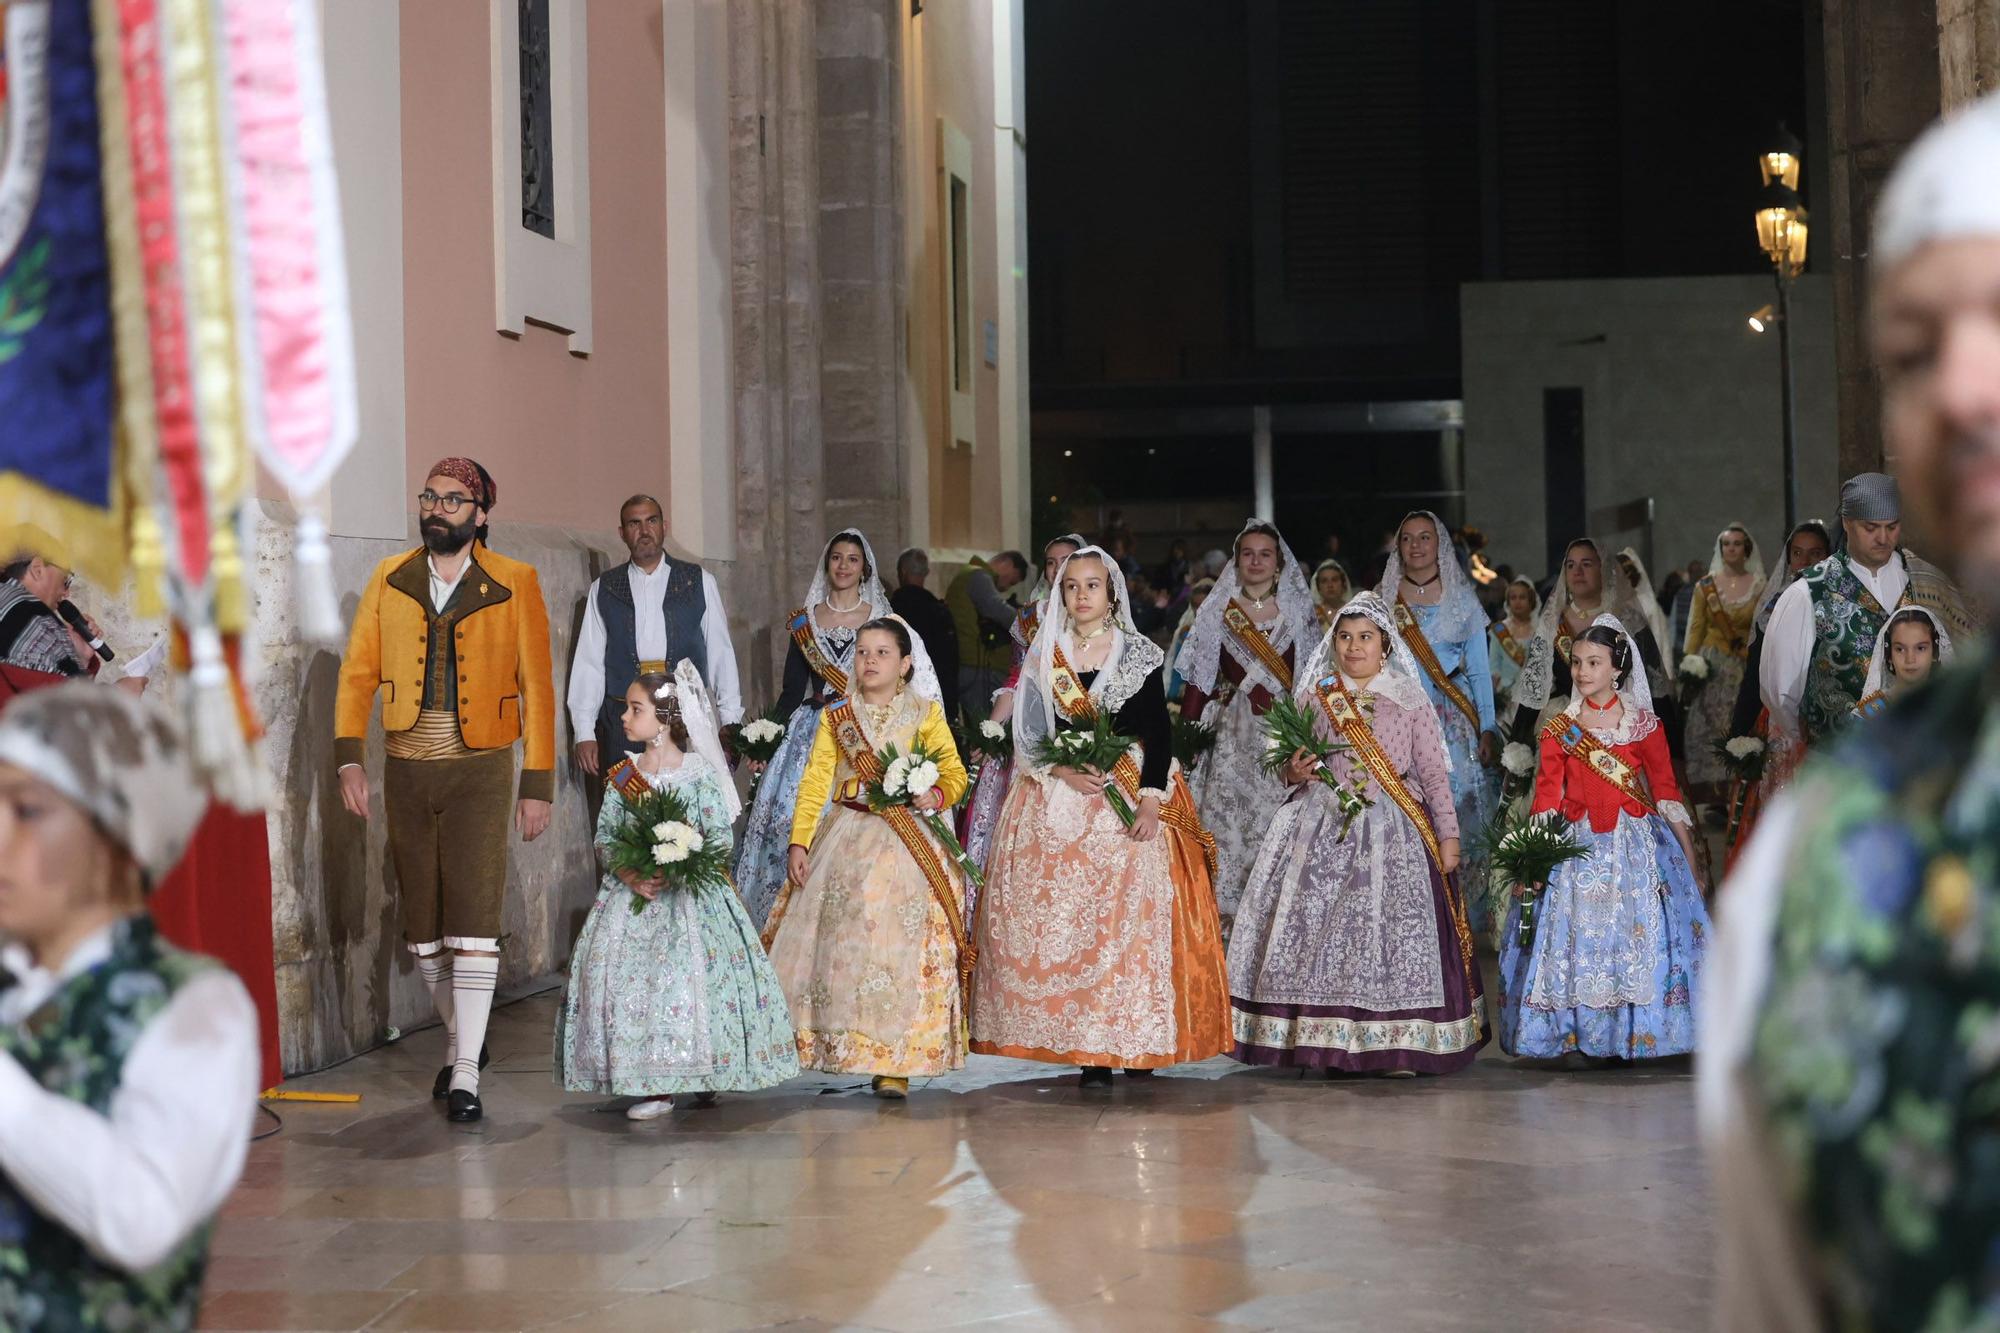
[148, 808, 283, 1088]
[0, 667, 283, 1087]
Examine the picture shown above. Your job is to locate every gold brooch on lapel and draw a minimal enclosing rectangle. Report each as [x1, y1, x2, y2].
[480, 583, 489, 596]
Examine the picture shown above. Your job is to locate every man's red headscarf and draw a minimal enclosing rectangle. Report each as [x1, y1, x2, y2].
[425, 457, 495, 510]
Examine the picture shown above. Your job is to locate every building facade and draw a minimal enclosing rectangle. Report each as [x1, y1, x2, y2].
[89, 0, 1029, 1073]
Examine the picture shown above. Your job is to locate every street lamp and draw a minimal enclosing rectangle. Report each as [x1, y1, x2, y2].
[1755, 126, 1808, 531]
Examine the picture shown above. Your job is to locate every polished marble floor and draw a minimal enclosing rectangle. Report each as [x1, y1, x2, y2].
[200, 986, 1712, 1332]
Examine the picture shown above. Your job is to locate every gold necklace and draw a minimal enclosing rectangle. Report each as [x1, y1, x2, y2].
[1073, 621, 1111, 643]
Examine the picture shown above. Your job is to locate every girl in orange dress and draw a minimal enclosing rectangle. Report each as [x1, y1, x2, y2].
[971, 547, 1230, 1088]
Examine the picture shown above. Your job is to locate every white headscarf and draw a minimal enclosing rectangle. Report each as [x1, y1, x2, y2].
[1295, 591, 1449, 768]
[876, 612, 944, 705]
[1564, 612, 1656, 717]
[1511, 538, 1639, 716]
[654, 659, 741, 819]
[1174, 519, 1315, 697]
[1860, 605, 1956, 698]
[1705, 524, 1768, 592]
[1013, 546, 1163, 769]
[803, 529, 891, 643]
[1013, 532, 1088, 649]
[1615, 547, 1675, 668]
[1873, 91, 2000, 272]
[1376, 510, 1486, 645]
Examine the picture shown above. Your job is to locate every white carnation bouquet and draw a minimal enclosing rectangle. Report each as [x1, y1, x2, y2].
[603, 782, 730, 913]
[1678, 652, 1710, 709]
[735, 711, 788, 798]
[1714, 734, 1769, 846]
[867, 740, 984, 889]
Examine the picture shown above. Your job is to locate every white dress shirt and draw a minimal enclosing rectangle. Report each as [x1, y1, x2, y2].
[567, 560, 743, 734]
[1758, 553, 1909, 737]
[427, 553, 470, 614]
[0, 922, 260, 1272]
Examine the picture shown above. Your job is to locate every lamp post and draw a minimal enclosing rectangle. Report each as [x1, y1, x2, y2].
[1755, 125, 1808, 531]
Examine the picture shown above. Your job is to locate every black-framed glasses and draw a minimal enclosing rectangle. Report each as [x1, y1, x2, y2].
[418, 490, 475, 516]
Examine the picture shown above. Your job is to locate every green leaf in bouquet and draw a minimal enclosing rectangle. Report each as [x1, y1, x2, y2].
[604, 779, 733, 912]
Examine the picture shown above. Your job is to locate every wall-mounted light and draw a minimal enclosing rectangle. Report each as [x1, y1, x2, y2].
[1747, 303, 1777, 333]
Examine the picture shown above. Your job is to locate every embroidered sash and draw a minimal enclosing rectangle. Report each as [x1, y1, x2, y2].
[1854, 690, 1890, 722]
[1496, 629, 1528, 669]
[606, 758, 652, 804]
[823, 698, 974, 1008]
[1048, 644, 1219, 873]
[1543, 716, 1658, 815]
[1222, 601, 1293, 693]
[1016, 603, 1040, 648]
[789, 608, 850, 695]
[1698, 577, 1750, 657]
[1394, 598, 1481, 732]
[1310, 674, 1472, 982]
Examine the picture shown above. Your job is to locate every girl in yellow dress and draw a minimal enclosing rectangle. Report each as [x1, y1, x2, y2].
[765, 615, 971, 1098]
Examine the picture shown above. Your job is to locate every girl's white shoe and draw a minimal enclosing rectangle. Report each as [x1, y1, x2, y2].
[625, 1097, 674, 1121]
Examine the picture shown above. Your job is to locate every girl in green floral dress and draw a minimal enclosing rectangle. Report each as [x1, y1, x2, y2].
[554, 665, 798, 1118]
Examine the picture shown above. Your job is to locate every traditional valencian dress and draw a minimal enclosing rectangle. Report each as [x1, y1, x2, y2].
[1229, 593, 1486, 1074]
[972, 548, 1231, 1070]
[1498, 615, 1710, 1061]
[555, 668, 799, 1098]
[1377, 511, 1501, 937]
[734, 530, 891, 927]
[1682, 531, 1766, 789]
[959, 541, 1085, 901]
[764, 645, 972, 1077]
[1178, 521, 1319, 925]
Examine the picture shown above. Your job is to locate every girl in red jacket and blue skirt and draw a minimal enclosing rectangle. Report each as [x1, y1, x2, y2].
[1498, 614, 1711, 1063]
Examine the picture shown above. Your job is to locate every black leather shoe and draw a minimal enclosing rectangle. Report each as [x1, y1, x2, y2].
[1078, 1066, 1114, 1089]
[446, 1089, 483, 1123]
[1122, 1068, 1156, 1079]
[432, 1043, 490, 1100]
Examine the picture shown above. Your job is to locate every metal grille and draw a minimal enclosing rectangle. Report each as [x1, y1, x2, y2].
[519, 0, 555, 239]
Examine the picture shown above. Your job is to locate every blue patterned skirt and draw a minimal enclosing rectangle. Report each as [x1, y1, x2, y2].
[733, 701, 824, 929]
[1496, 811, 1709, 1061]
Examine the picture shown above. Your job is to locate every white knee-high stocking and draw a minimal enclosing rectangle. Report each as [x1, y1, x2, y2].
[416, 952, 456, 1066]
[448, 955, 500, 1094]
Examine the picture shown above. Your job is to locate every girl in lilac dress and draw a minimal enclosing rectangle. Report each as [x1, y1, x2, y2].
[1229, 593, 1487, 1076]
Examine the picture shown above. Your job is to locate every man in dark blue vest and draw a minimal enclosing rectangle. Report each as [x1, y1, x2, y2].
[567, 495, 743, 775]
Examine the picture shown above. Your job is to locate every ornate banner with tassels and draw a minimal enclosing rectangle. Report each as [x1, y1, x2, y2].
[0, 0, 356, 808]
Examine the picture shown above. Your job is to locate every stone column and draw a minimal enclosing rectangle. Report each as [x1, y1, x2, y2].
[727, 0, 824, 701]
[817, 0, 908, 553]
[1941, 0, 2000, 109]
[1821, 0, 1941, 476]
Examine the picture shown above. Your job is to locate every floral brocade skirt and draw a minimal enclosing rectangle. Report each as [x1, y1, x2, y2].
[971, 765, 1230, 1068]
[733, 701, 823, 929]
[1496, 812, 1709, 1061]
[763, 805, 966, 1076]
[555, 876, 799, 1096]
[1684, 647, 1748, 788]
[1227, 785, 1486, 1074]
[1188, 690, 1290, 924]
[957, 752, 1014, 926]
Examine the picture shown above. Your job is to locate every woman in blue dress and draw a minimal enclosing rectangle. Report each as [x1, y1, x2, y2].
[556, 663, 799, 1117]
[733, 529, 891, 926]
[1376, 511, 1501, 939]
[1497, 616, 1711, 1063]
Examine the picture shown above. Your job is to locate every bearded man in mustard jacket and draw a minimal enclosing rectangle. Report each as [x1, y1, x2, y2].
[335, 457, 556, 1123]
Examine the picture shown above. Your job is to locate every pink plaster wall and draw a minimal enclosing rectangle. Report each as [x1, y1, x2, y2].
[399, 2, 671, 534]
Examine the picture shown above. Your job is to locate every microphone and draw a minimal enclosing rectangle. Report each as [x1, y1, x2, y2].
[56, 600, 114, 661]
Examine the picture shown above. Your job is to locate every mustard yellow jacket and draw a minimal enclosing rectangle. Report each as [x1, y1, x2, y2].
[334, 543, 557, 801]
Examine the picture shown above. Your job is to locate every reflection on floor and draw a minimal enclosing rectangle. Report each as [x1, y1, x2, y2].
[200, 989, 1711, 1331]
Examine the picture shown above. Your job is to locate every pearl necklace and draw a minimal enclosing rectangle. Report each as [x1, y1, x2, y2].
[825, 592, 863, 614]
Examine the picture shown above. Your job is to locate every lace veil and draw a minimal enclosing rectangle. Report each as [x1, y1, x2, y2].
[1013, 546, 1163, 769]
[1175, 519, 1315, 696]
[1376, 510, 1486, 644]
